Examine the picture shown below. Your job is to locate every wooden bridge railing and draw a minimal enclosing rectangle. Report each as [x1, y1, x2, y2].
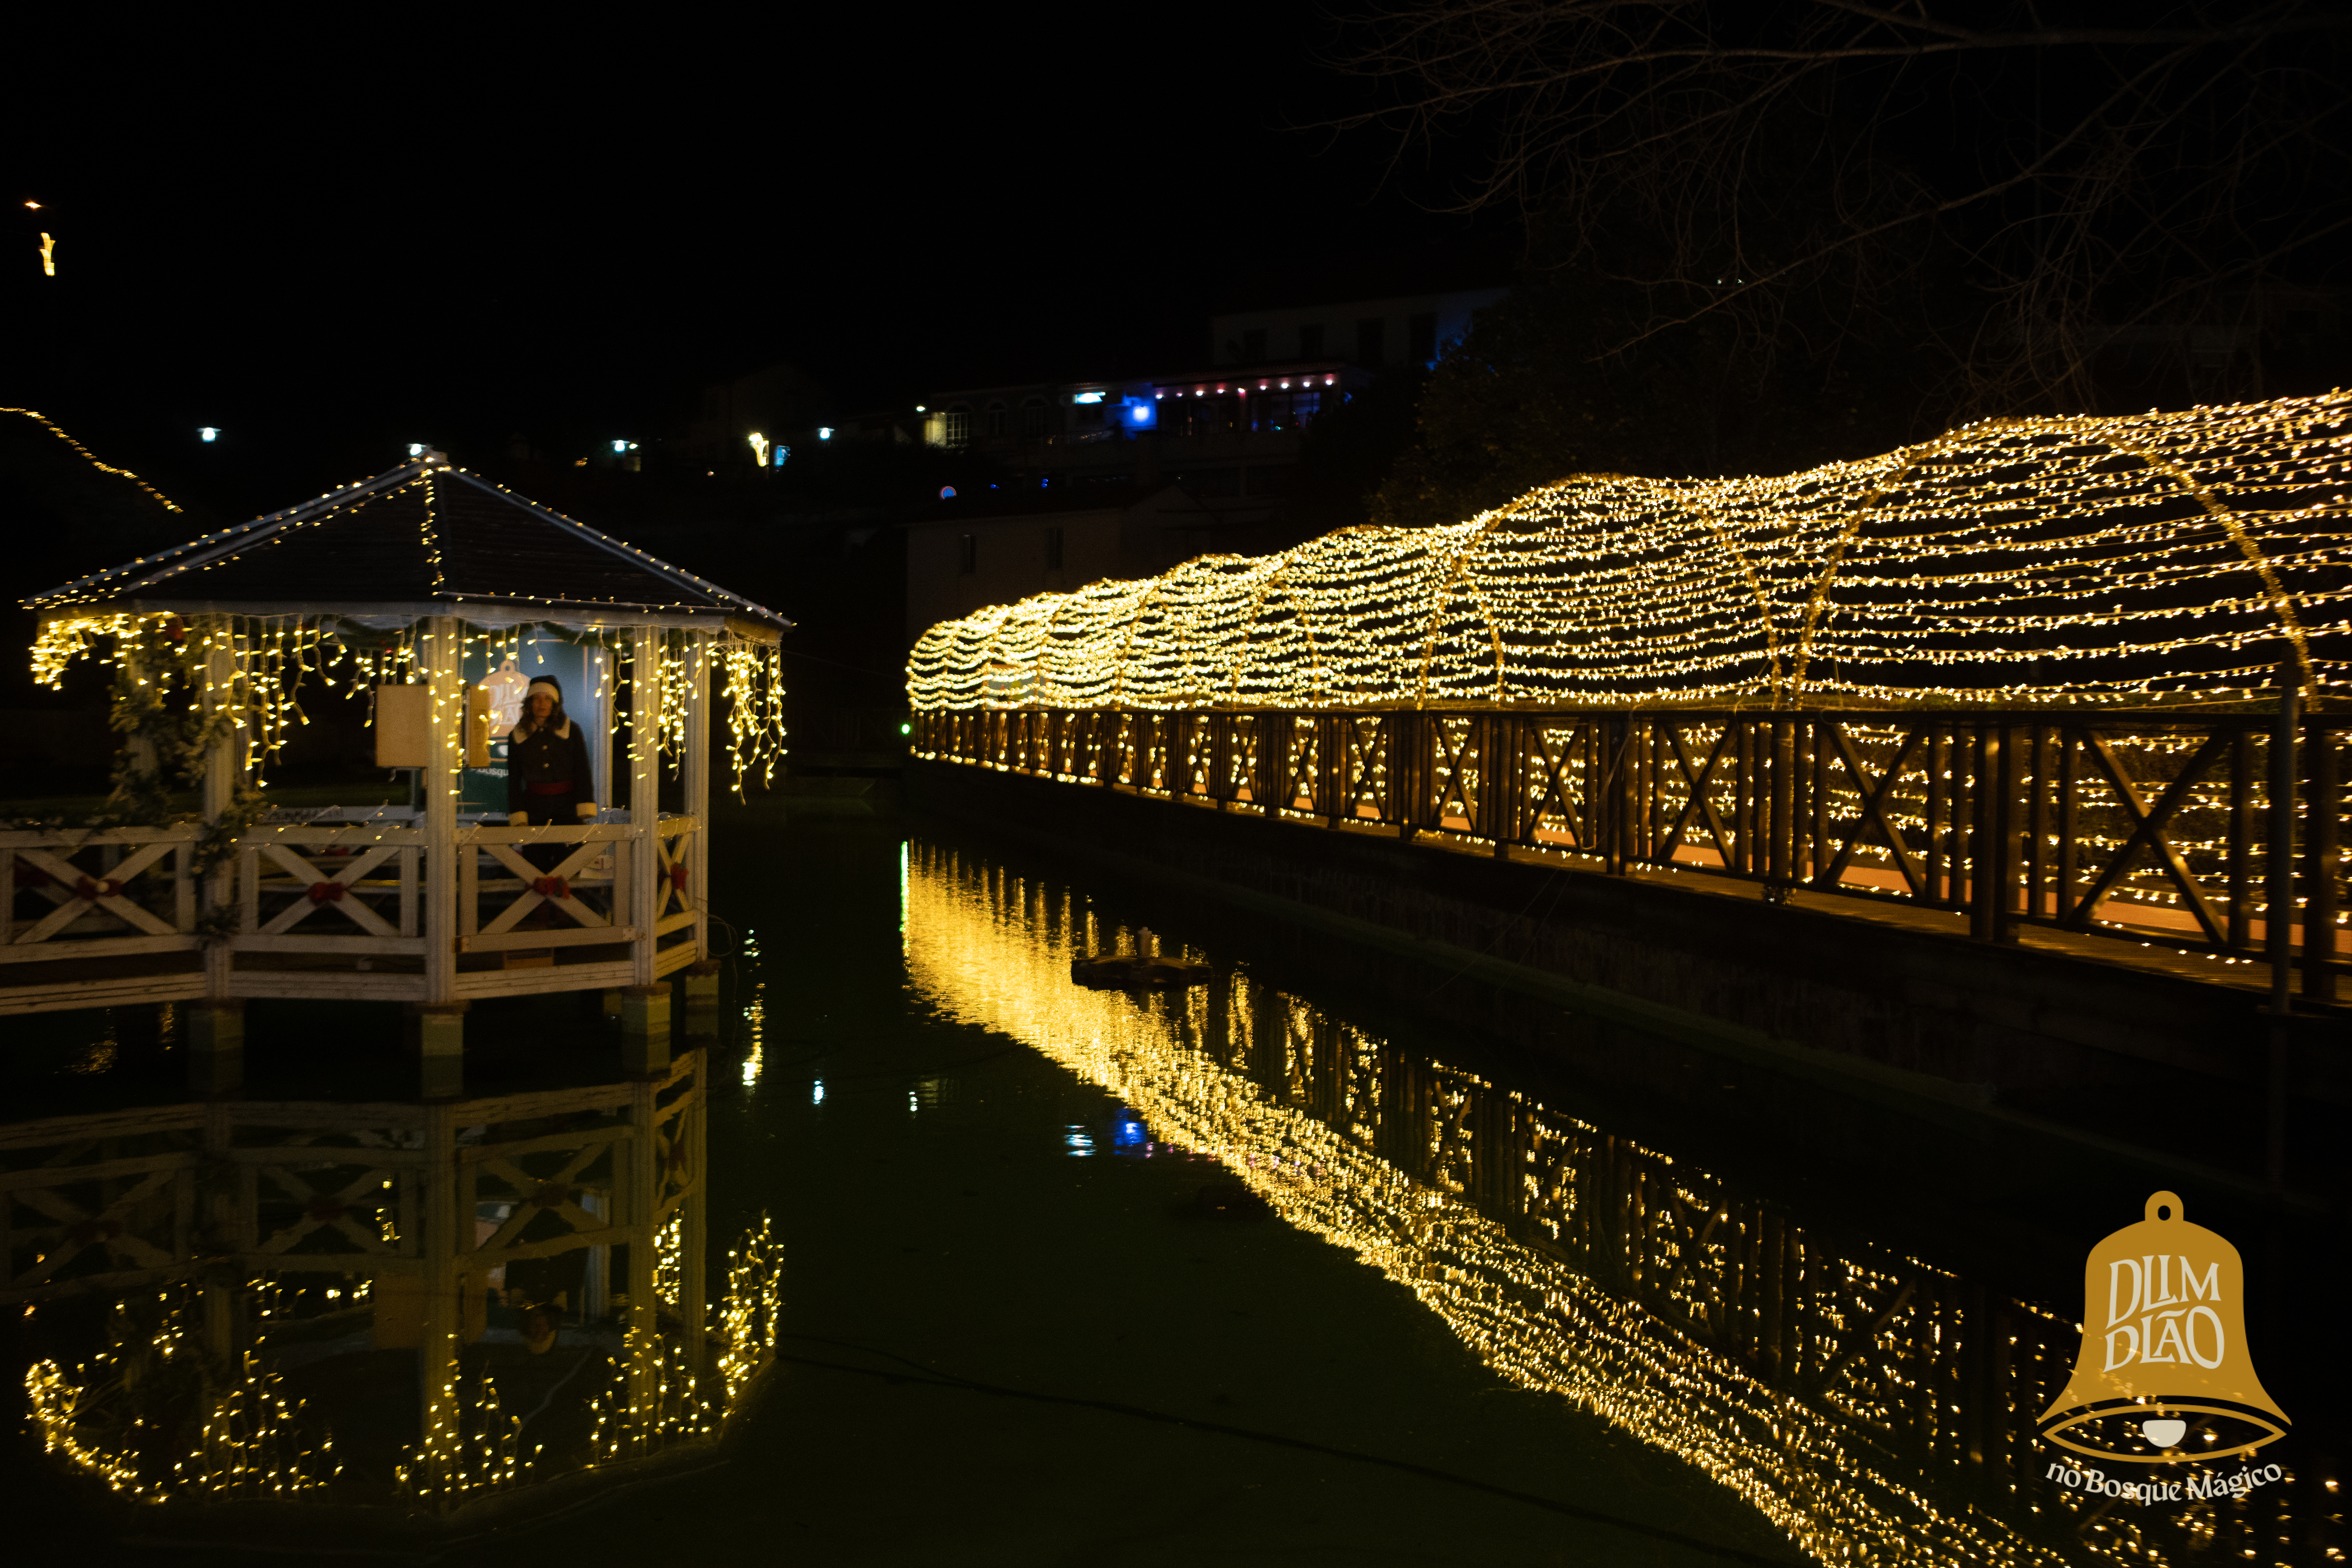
[915, 705, 2350, 998]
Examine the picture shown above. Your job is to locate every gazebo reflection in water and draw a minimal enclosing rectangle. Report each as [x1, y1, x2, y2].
[5, 450, 790, 1516]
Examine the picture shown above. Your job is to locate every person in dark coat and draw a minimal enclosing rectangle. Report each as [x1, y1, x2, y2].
[507, 677, 597, 874]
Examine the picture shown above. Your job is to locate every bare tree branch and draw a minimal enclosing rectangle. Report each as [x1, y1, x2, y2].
[1322, 0, 2351, 414]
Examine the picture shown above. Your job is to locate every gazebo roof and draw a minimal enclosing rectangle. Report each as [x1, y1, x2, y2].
[26, 451, 788, 636]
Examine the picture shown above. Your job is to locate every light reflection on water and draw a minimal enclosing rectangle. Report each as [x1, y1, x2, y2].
[7, 1050, 782, 1515]
[900, 839, 2313, 1568]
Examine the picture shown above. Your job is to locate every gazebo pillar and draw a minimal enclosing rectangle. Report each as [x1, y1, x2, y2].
[619, 624, 671, 1076]
[682, 631, 721, 1039]
[190, 622, 244, 1096]
[416, 617, 466, 1100]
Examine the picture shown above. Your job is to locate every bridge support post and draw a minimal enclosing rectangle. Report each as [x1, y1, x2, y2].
[621, 983, 672, 1077]
[408, 1002, 468, 1101]
[1989, 726, 2020, 943]
[682, 961, 722, 1041]
[187, 999, 244, 1097]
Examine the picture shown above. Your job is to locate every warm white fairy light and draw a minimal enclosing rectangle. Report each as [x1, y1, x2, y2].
[910, 392, 2352, 712]
[3, 407, 184, 513]
[395, 1361, 528, 1504]
[23, 1287, 338, 1501]
[26, 449, 790, 795]
[23, 1216, 784, 1508]
[29, 609, 787, 797]
[715, 1213, 784, 1407]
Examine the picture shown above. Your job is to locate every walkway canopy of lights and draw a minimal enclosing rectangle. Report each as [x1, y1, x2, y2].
[908, 392, 2352, 712]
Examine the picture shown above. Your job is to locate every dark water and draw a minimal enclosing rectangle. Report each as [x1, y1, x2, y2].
[5, 798, 2338, 1566]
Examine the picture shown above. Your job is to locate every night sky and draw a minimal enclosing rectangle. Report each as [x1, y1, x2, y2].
[4, 7, 1487, 522]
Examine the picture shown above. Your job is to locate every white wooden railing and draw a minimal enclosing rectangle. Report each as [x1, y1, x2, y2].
[1, 812, 703, 1012]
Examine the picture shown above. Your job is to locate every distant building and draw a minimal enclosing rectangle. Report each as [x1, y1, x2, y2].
[1209, 287, 1507, 370]
[898, 284, 1509, 648]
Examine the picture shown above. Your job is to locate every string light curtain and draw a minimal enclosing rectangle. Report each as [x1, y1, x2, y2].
[26, 451, 793, 797]
[31, 614, 790, 796]
[908, 392, 2352, 712]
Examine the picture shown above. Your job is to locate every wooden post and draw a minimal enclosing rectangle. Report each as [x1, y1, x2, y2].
[2302, 717, 2337, 1004]
[193, 624, 245, 1094]
[422, 618, 464, 1097]
[684, 629, 711, 962]
[1768, 720, 1796, 894]
[2266, 659, 2300, 1189]
[1315, 713, 1345, 824]
[630, 625, 664, 989]
[2268, 660, 2300, 1015]
[1990, 725, 2020, 943]
[1968, 725, 1999, 941]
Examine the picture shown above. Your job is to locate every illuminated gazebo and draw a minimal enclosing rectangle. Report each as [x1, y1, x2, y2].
[9, 449, 789, 1095]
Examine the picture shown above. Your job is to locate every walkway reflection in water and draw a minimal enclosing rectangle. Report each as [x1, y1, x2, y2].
[902, 839, 2316, 1568]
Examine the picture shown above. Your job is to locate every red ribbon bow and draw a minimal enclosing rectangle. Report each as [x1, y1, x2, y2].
[307, 880, 348, 903]
[667, 864, 689, 893]
[74, 876, 121, 902]
[532, 876, 571, 901]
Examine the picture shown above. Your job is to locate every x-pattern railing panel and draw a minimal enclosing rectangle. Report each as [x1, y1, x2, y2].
[478, 840, 612, 935]
[6, 1156, 188, 1292]
[1430, 716, 1478, 829]
[1523, 722, 1593, 848]
[652, 823, 698, 928]
[921, 705, 2347, 989]
[251, 1156, 408, 1258]
[9, 839, 185, 944]
[254, 843, 403, 938]
[469, 1134, 622, 1258]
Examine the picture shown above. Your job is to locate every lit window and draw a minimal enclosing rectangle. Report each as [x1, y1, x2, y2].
[944, 405, 970, 446]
